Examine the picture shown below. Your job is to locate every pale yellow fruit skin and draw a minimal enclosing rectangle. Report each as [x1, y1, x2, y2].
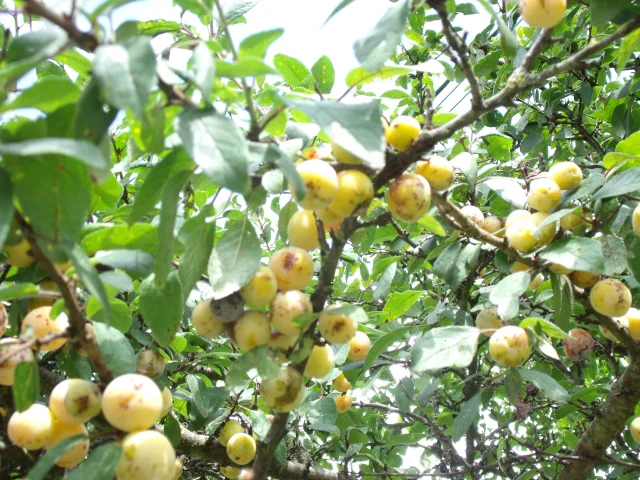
[475, 306, 503, 336]
[102, 373, 163, 432]
[386, 116, 421, 152]
[288, 210, 320, 251]
[331, 140, 362, 165]
[631, 417, 640, 444]
[233, 311, 271, 351]
[291, 160, 339, 210]
[268, 247, 314, 292]
[304, 344, 335, 379]
[160, 387, 173, 418]
[46, 419, 89, 468]
[0, 303, 6, 337]
[335, 392, 353, 413]
[633, 205, 640, 238]
[240, 267, 278, 308]
[415, 156, 454, 191]
[511, 262, 543, 290]
[560, 212, 584, 231]
[520, 0, 567, 29]
[319, 306, 358, 344]
[191, 299, 225, 339]
[506, 219, 538, 252]
[226, 433, 256, 465]
[326, 170, 374, 218]
[172, 458, 184, 480]
[28, 280, 57, 310]
[511, 262, 529, 274]
[269, 330, 298, 351]
[531, 211, 556, 246]
[218, 420, 244, 447]
[5, 238, 34, 268]
[590, 279, 632, 318]
[348, 331, 371, 362]
[270, 290, 312, 336]
[529, 273, 544, 291]
[261, 366, 305, 412]
[599, 316, 629, 342]
[569, 271, 601, 289]
[387, 174, 431, 223]
[527, 179, 561, 212]
[221, 466, 242, 479]
[627, 309, 640, 340]
[136, 350, 165, 378]
[115, 430, 176, 480]
[461, 205, 484, 225]
[49, 379, 102, 425]
[562, 328, 595, 362]
[549, 263, 573, 276]
[21, 306, 69, 352]
[481, 216, 505, 237]
[505, 210, 532, 229]
[332, 373, 352, 393]
[548, 161, 582, 190]
[489, 326, 532, 368]
[0, 338, 35, 386]
[8, 404, 54, 450]
[316, 205, 346, 224]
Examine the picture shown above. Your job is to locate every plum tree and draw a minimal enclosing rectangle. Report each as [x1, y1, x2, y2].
[101, 373, 163, 432]
[136, 349, 165, 378]
[570, 271, 601, 289]
[160, 387, 173, 418]
[475, 306, 504, 336]
[5, 238, 34, 268]
[7, 404, 54, 450]
[590, 279, 632, 318]
[548, 161, 583, 190]
[218, 420, 244, 447]
[291, 160, 339, 210]
[324, 170, 374, 219]
[460, 205, 484, 225]
[233, 311, 271, 350]
[506, 218, 538, 252]
[191, 299, 225, 339]
[287, 210, 320, 251]
[387, 173, 431, 222]
[519, 0, 567, 29]
[240, 266, 278, 308]
[527, 179, 561, 212]
[480, 216, 505, 237]
[489, 326, 532, 367]
[332, 373, 352, 393]
[415, 155, 455, 191]
[562, 328, 596, 362]
[385, 115, 421, 152]
[319, 306, 358, 344]
[21, 306, 69, 351]
[268, 247, 314, 291]
[0, 338, 34, 386]
[304, 344, 335, 379]
[45, 419, 90, 468]
[115, 430, 176, 480]
[49, 379, 102, 424]
[335, 392, 353, 413]
[226, 433, 257, 465]
[348, 331, 371, 361]
[260, 366, 305, 412]
[270, 290, 313, 335]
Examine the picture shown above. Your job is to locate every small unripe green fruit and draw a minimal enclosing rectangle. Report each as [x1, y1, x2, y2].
[21, 306, 68, 351]
[386, 116, 421, 152]
[460, 205, 484, 225]
[8, 403, 54, 450]
[489, 326, 532, 368]
[335, 392, 353, 413]
[506, 219, 538, 252]
[475, 306, 503, 336]
[0, 338, 35, 386]
[233, 311, 271, 351]
[415, 155, 454, 191]
[102, 373, 163, 432]
[261, 366, 305, 412]
[240, 266, 278, 308]
[270, 290, 313, 336]
[332, 373, 352, 393]
[191, 299, 225, 339]
[218, 420, 244, 447]
[326, 170, 374, 218]
[288, 210, 320, 251]
[387, 174, 431, 222]
[562, 328, 595, 362]
[530, 211, 556, 246]
[548, 161, 582, 190]
[136, 349, 165, 378]
[527, 179, 561, 212]
[319, 305, 358, 344]
[590, 279, 632, 318]
[226, 433, 256, 465]
[630, 417, 640, 444]
[115, 430, 176, 480]
[304, 344, 335, 379]
[268, 247, 314, 292]
[520, 0, 567, 29]
[481, 216, 505, 237]
[49, 379, 102, 424]
[46, 419, 89, 468]
[347, 331, 371, 362]
[291, 160, 339, 210]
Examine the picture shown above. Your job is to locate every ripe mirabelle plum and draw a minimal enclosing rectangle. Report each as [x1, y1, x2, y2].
[172, 458, 184, 480]
[527, 179, 561, 212]
[319, 305, 358, 344]
[335, 392, 353, 413]
[0, 303, 6, 337]
[21, 306, 69, 352]
[415, 155, 455, 191]
[291, 160, 339, 210]
[511, 262, 544, 289]
[332, 373, 352, 393]
[191, 299, 225, 339]
[548, 161, 583, 190]
[226, 433, 256, 465]
[506, 219, 538, 252]
[325, 170, 374, 218]
[221, 466, 242, 479]
[136, 349, 165, 378]
[28, 280, 58, 310]
[505, 210, 532, 229]
[475, 306, 503, 336]
[489, 326, 532, 367]
[102, 373, 163, 432]
[8, 403, 54, 450]
[0, 338, 35, 386]
[270, 290, 313, 336]
[386, 116, 421, 152]
[269, 330, 298, 352]
[160, 387, 173, 418]
[549, 263, 573, 276]
[520, 0, 567, 29]
[626, 309, 640, 340]
[348, 331, 371, 362]
[115, 430, 176, 480]
[331, 140, 362, 165]
[562, 328, 595, 362]
[5, 238, 34, 268]
[387, 174, 431, 223]
[218, 419, 244, 447]
[46, 419, 89, 468]
[481, 216, 505, 237]
[461, 205, 484, 225]
[261, 366, 305, 412]
[316, 204, 346, 225]
[240, 266, 278, 308]
[268, 247, 314, 292]
[569, 271, 601, 289]
[560, 211, 584, 231]
[630, 417, 640, 444]
[49, 379, 102, 424]
[590, 279, 632, 318]
[288, 210, 320, 251]
[633, 205, 640, 237]
[529, 273, 544, 291]
[233, 311, 271, 351]
[599, 316, 629, 342]
[531, 212, 556, 246]
[304, 344, 335, 379]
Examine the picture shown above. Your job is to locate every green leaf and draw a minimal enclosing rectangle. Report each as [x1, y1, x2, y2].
[380, 291, 423, 323]
[221, 0, 260, 22]
[452, 393, 482, 441]
[532, 208, 573, 239]
[66, 244, 112, 324]
[164, 414, 181, 447]
[591, 168, 640, 201]
[139, 272, 183, 346]
[174, 0, 212, 21]
[590, 0, 629, 26]
[504, 369, 522, 402]
[0, 283, 38, 302]
[395, 377, 414, 412]
[308, 398, 338, 426]
[601, 235, 627, 276]
[0, 77, 80, 113]
[273, 54, 311, 88]
[74, 79, 119, 146]
[489, 272, 530, 320]
[136, 19, 182, 36]
[478, 177, 526, 208]
[176, 109, 250, 193]
[411, 326, 481, 372]
[539, 237, 605, 274]
[561, 173, 605, 205]
[208, 220, 261, 300]
[26, 435, 87, 480]
[12, 361, 39, 412]
[88, 298, 132, 334]
[550, 273, 572, 332]
[433, 243, 481, 290]
[250, 143, 305, 200]
[189, 43, 215, 98]
[475, 0, 517, 57]
[517, 369, 569, 402]
[618, 29, 640, 73]
[64, 443, 123, 480]
[94, 250, 154, 278]
[93, 37, 157, 117]
[603, 152, 640, 171]
[81, 224, 162, 255]
[311, 56, 335, 94]
[519, 317, 569, 339]
[226, 345, 281, 388]
[94, 322, 136, 377]
[364, 326, 411, 371]
[0, 168, 14, 250]
[215, 57, 274, 78]
[92, 0, 141, 18]
[278, 201, 298, 243]
[178, 206, 215, 301]
[417, 214, 446, 237]
[92, 174, 123, 214]
[323, 0, 358, 25]
[353, 0, 410, 71]
[345, 66, 411, 88]
[239, 28, 284, 59]
[187, 374, 228, 417]
[450, 152, 478, 190]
